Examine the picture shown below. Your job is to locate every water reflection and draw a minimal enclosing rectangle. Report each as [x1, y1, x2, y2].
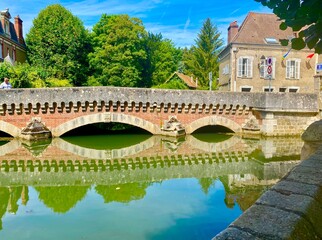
[0, 134, 303, 239]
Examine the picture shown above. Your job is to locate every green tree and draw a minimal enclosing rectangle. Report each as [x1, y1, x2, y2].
[153, 75, 189, 89]
[0, 63, 12, 83]
[255, 0, 322, 53]
[183, 18, 223, 89]
[88, 14, 147, 87]
[26, 4, 91, 86]
[5, 63, 72, 88]
[143, 32, 182, 87]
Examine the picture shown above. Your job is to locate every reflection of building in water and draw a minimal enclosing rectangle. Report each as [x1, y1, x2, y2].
[221, 159, 300, 211]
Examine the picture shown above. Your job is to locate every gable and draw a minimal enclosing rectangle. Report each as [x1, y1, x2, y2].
[233, 12, 294, 45]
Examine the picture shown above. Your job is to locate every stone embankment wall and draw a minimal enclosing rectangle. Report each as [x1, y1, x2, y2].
[213, 120, 322, 240]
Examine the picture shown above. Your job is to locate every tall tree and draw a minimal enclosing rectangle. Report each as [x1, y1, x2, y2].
[184, 18, 223, 89]
[143, 32, 182, 87]
[26, 4, 91, 86]
[88, 14, 147, 87]
[255, 0, 322, 53]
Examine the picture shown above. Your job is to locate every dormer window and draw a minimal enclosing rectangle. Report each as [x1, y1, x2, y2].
[5, 22, 10, 35]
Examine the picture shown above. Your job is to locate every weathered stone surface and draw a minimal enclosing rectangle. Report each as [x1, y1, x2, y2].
[257, 190, 322, 237]
[20, 118, 52, 140]
[212, 227, 260, 240]
[302, 120, 322, 142]
[230, 204, 317, 239]
[272, 180, 321, 202]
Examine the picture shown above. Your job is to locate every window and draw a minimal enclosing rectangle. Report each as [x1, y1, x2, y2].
[237, 57, 253, 78]
[286, 59, 300, 79]
[222, 64, 230, 75]
[289, 87, 299, 93]
[260, 57, 276, 79]
[12, 49, 16, 62]
[279, 87, 287, 92]
[241, 87, 252, 92]
[4, 21, 10, 36]
[263, 87, 274, 92]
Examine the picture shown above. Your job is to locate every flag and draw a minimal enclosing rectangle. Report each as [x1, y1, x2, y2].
[307, 53, 315, 59]
[282, 49, 291, 61]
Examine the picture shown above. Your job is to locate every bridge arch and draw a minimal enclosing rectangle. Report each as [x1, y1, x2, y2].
[51, 113, 159, 137]
[0, 121, 21, 137]
[185, 116, 242, 134]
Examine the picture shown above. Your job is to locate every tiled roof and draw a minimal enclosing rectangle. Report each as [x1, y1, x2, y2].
[232, 12, 294, 45]
[168, 72, 197, 88]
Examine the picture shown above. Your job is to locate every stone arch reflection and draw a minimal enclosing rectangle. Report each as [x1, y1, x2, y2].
[51, 136, 158, 160]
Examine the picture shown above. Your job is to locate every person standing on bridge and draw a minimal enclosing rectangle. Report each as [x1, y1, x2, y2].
[0, 77, 12, 89]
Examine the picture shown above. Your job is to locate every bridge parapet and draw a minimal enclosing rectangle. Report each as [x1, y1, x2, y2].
[0, 87, 318, 114]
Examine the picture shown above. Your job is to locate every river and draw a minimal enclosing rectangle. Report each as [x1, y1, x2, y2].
[0, 133, 304, 240]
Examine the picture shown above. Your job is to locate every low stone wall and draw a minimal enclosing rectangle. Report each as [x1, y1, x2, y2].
[213, 121, 322, 240]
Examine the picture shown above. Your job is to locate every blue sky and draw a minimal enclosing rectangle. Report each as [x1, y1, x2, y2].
[0, 0, 271, 47]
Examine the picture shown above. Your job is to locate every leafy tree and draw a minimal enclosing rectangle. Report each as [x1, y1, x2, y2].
[26, 4, 91, 86]
[5, 63, 72, 88]
[153, 75, 189, 89]
[183, 18, 223, 89]
[88, 14, 147, 87]
[143, 32, 182, 87]
[255, 0, 322, 53]
[0, 63, 12, 83]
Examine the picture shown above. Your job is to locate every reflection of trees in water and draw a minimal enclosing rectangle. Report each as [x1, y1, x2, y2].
[95, 182, 152, 204]
[35, 186, 89, 213]
[0, 186, 28, 230]
[0, 188, 9, 230]
[198, 178, 216, 195]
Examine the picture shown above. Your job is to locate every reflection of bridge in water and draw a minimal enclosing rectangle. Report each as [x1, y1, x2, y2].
[0, 135, 303, 186]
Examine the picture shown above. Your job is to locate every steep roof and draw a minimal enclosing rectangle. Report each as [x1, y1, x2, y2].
[166, 72, 197, 89]
[232, 12, 294, 45]
[0, 9, 24, 46]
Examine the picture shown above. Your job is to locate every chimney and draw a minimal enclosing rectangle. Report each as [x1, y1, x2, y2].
[14, 15, 24, 44]
[227, 21, 238, 44]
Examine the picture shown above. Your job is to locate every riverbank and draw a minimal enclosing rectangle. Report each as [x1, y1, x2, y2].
[213, 121, 322, 239]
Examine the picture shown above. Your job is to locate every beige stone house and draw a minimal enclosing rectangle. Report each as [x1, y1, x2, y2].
[0, 8, 26, 64]
[218, 12, 319, 93]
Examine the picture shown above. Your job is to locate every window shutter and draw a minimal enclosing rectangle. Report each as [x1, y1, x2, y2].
[237, 57, 242, 77]
[295, 60, 300, 79]
[248, 58, 253, 78]
[286, 60, 290, 78]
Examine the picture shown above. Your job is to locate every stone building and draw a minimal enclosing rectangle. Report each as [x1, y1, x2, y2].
[218, 12, 319, 93]
[0, 8, 26, 64]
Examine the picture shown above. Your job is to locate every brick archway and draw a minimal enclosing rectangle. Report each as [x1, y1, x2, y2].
[185, 116, 242, 134]
[51, 112, 159, 137]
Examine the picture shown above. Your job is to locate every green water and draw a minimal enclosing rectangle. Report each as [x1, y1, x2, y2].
[0, 134, 303, 240]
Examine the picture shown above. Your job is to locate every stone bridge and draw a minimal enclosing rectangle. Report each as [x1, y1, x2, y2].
[0, 87, 319, 139]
